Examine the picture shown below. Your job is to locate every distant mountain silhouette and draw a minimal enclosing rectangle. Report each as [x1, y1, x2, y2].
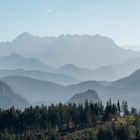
[0, 76, 65, 105]
[56, 56, 140, 81]
[0, 32, 139, 68]
[0, 69, 80, 85]
[0, 76, 102, 105]
[56, 63, 121, 81]
[56, 63, 93, 80]
[100, 69, 140, 107]
[67, 90, 101, 105]
[0, 53, 55, 72]
[2, 53, 140, 82]
[0, 81, 30, 109]
[91, 56, 140, 81]
[1, 69, 140, 108]
[110, 69, 140, 89]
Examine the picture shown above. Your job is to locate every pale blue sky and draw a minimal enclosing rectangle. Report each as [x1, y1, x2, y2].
[0, 0, 140, 46]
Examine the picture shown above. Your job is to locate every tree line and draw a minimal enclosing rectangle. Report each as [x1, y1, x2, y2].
[0, 99, 139, 140]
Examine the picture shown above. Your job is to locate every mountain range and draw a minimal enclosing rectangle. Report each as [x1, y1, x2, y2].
[0, 32, 139, 68]
[0, 69, 80, 85]
[2, 52, 140, 82]
[1, 69, 140, 108]
[0, 32, 140, 109]
[0, 52, 55, 72]
[56, 57, 140, 81]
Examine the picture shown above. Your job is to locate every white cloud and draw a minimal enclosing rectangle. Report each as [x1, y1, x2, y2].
[45, 8, 53, 14]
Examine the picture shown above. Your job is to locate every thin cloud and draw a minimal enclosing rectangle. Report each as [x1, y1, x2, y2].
[45, 8, 53, 14]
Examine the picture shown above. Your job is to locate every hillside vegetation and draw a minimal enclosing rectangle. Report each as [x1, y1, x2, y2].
[0, 99, 139, 140]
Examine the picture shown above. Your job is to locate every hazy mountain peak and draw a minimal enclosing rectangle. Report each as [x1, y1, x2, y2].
[83, 89, 98, 95]
[19, 32, 33, 37]
[67, 90, 101, 105]
[20, 31, 32, 36]
[94, 33, 102, 38]
[13, 32, 35, 42]
[61, 63, 77, 69]
[1, 52, 24, 61]
[9, 52, 22, 58]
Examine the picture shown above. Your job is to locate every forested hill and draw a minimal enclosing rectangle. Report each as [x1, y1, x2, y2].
[0, 100, 139, 140]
